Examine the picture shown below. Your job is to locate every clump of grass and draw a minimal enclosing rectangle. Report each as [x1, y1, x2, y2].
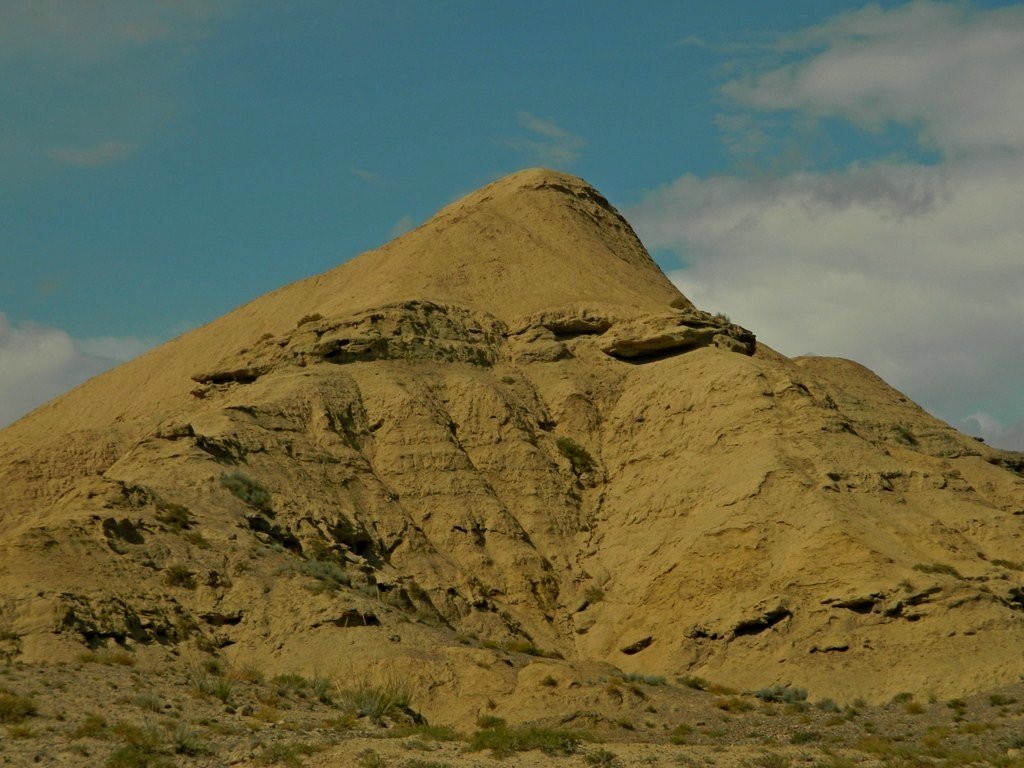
[133, 693, 163, 713]
[339, 675, 413, 721]
[163, 564, 196, 589]
[990, 559, 1024, 571]
[540, 675, 558, 687]
[104, 722, 172, 768]
[555, 437, 595, 475]
[296, 313, 323, 326]
[989, 693, 1017, 706]
[297, 559, 350, 592]
[913, 563, 962, 579]
[714, 696, 755, 713]
[256, 741, 318, 766]
[754, 684, 808, 704]
[154, 502, 193, 531]
[220, 470, 272, 512]
[170, 723, 208, 756]
[73, 713, 109, 739]
[585, 748, 622, 767]
[476, 715, 506, 729]
[469, 724, 583, 758]
[617, 672, 666, 686]
[388, 723, 462, 742]
[669, 724, 692, 744]
[191, 667, 234, 704]
[0, 688, 37, 723]
[77, 648, 135, 667]
[678, 675, 710, 691]
[815, 698, 841, 713]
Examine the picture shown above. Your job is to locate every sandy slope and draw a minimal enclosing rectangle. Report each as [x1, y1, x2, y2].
[1, 169, 1023, 737]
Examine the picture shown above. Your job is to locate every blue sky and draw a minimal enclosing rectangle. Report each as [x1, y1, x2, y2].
[1, 0, 1022, 449]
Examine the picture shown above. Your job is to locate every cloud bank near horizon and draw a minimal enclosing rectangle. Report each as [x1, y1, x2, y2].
[0, 313, 155, 429]
[630, 0, 1024, 450]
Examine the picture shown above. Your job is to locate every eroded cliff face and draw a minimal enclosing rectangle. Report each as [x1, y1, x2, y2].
[1, 169, 1022, 723]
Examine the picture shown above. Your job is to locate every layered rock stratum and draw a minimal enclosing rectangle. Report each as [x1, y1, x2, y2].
[1, 168, 1023, 727]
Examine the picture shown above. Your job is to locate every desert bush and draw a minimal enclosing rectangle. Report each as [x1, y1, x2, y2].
[556, 437, 595, 475]
[714, 696, 755, 713]
[678, 675, 710, 691]
[77, 648, 135, 666]
[73, 713, 109, 739]
[468, 724, 582, 758]
[163, 564, 196, 589]
[133, 693, 163, 713]
[617, 671, 666, 686]
[913, 563, 962, 579]
[297, 559, 350, 591]
[339, 674, 413, 721]
[255, 741, 318, 766]
[170, 722, 208, 756]
[586, 748, 622, 767]
[220, 471, 272, 512]
[0, 689, 37, 723]
[669, 724, 692, 744]
[989, 693, 1017, 706]
[388, 723, 461, 742]
[476, 715, 506, 729]
[154, 502, 192, 531]
[754, 684, 807, 704]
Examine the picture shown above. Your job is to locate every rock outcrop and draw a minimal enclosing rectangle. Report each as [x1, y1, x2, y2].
[1, 168, 1022, 725]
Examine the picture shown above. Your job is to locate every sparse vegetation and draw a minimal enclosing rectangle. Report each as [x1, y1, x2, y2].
[296, 558, 350, 591]
[556, 436, 596, 475]
[163, 563, 196, 589]
[754, 684, 808, 704]
[339, 674, 413, 721]
[297, 313, 323, 326]
[77, 648, 136, 666]
[220, 470, 272, 512]
[256, 740, 319, 766]
[913, 562, 963, 579]
[468, 724, 583, 758]
[0, 688, 37, 723]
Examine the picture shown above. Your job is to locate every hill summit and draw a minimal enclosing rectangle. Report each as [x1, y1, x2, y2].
[1, 169, 1023, 732]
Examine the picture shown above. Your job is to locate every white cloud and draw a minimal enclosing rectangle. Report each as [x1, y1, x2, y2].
[724, 0, 1024, 156]
[502, 111, 586, 165]
[0, 313, 155, 429]
[630, 0, 1024, 453]
[963, 414, 1024, 452]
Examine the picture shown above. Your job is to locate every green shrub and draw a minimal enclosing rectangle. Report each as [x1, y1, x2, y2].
[678, 675, 709, 691]
[468, 725, 582, 758]
[556, 437, 595, 475]
[163, 564, 196, 589]
[104, 745, 175, 768]
[220, 471, 272, 512]
[913, 563, 962, 579]
[297, 559, 350, 591]
[0, 689, 37, 723]
[339, 675, 413, 721]
[256, 741, 318, 766]
[617, 672, 666, 686]
[476, 715, 506, 730]
[754, 684, 807, 704]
